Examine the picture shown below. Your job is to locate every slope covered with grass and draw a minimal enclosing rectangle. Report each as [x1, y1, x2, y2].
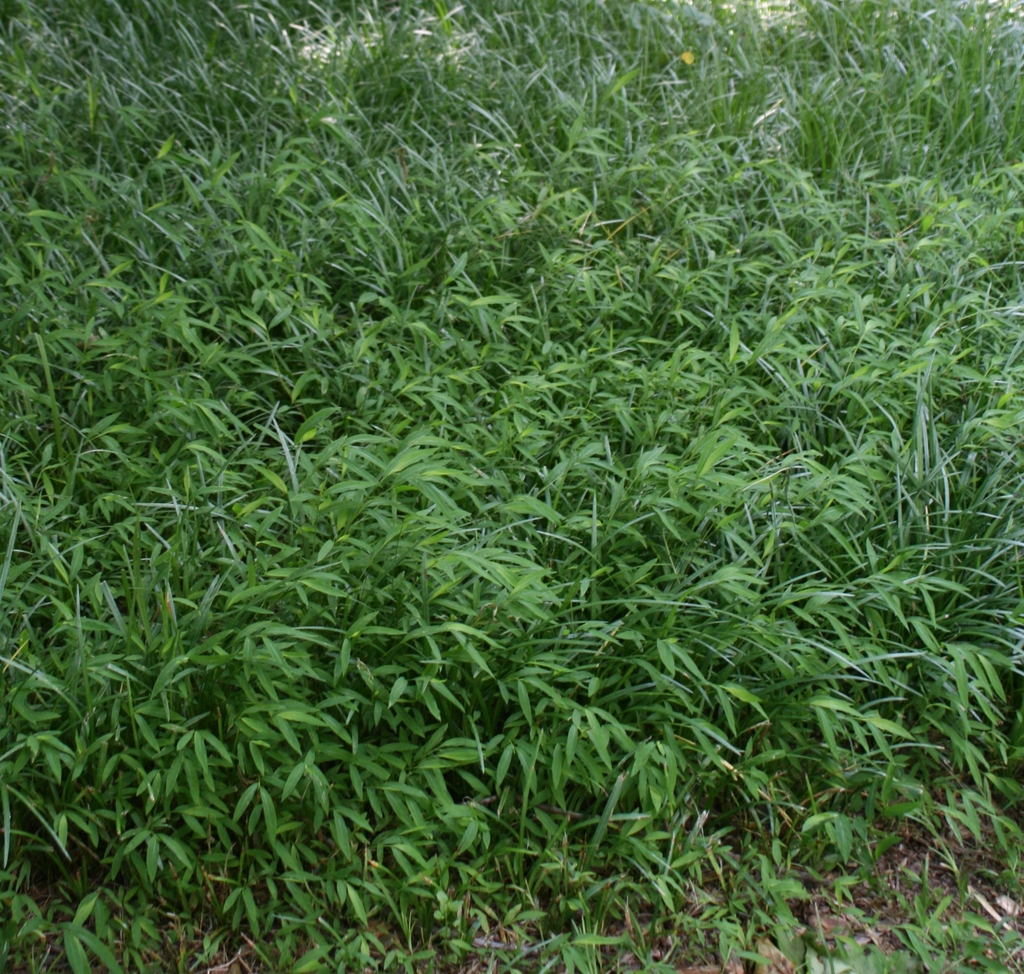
[2, 0, 1024, 969]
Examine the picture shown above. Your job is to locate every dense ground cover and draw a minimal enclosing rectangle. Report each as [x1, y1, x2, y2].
[2, 0, 1024, 969]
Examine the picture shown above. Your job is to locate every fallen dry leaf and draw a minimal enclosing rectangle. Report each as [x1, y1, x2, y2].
[756, 938, 796, 974]
[808, 913, 851, 938]
[969, 885, 1003, 923]
[757, 938, 794, 974]
[861, 926, 884, 948]
[996, 894, 1020, 917]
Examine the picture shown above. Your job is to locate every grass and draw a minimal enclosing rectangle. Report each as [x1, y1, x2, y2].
[2, 0, 1024, 969]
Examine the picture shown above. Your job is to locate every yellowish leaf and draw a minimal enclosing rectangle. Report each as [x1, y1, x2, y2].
[757, 939, 797, 974]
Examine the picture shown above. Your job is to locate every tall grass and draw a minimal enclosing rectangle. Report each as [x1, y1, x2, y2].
[2, 0, 1024, 969]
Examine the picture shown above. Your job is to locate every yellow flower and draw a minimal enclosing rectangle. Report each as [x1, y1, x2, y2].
[681, 51, 695, 65]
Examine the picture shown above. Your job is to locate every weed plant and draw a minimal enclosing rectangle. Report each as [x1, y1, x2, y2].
[2, 0, 1024, 969]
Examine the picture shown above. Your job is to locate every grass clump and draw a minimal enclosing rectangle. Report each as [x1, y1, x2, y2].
[2, 0, 1024, 969]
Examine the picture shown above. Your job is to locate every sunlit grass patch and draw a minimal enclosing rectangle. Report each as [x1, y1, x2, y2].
[1, 0, 1024, 970]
